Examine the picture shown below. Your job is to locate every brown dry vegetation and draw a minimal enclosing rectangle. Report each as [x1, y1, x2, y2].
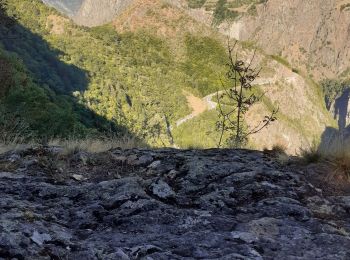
[183, 90, 208, 116]
[300, 135, 350, 188]
[0, 135, 143, 156]
[113, 0, 213, 41]
[46, 14, 68, 35]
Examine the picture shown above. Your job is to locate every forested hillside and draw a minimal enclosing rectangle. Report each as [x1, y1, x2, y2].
[0, 2, 121, 141]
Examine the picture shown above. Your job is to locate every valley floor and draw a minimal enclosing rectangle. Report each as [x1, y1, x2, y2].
[0, 147, 350, 259]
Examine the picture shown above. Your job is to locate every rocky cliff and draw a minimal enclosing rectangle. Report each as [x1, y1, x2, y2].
[188, 0, 350, 81]
[1, 147, 350, 259]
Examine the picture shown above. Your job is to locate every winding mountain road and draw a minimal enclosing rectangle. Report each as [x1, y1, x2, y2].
[174, 77, 278, 128]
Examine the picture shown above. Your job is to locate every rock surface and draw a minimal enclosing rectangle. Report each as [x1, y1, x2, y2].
[0, 147, 350, 259]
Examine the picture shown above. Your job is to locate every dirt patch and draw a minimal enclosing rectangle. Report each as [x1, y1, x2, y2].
[112, 0, 211, 39]
[231, 4, 251, 13]
[183, 90, 208, 116]
[46, 15, 68, 35]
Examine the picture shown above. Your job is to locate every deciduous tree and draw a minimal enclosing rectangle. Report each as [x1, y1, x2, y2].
[216, 41, 278, 148]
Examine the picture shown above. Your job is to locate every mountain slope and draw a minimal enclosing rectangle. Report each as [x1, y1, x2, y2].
[0, 1, 133, 140]
[5, 0, 336, 152]
[237, 0, 350, 81]
[186, 0, 350, 81]
[0, 47, 99, 140]
[109, 0, 335, 151]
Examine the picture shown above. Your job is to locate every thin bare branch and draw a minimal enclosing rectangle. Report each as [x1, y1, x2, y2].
[216, 40, 278, 148]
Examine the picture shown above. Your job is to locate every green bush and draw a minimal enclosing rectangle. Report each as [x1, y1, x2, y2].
[213, 0, 239, 25]
[187, 0, 206, 8]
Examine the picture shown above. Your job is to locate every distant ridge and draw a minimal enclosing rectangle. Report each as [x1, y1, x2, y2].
[41, 0, 83, 17]
[42, 0, 136, 27]
[73, 0, 135, 27]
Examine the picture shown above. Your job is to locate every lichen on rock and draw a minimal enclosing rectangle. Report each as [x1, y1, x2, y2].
[0, 147, 349, 259]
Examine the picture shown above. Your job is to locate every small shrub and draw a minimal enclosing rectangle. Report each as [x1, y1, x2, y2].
[292, 68, 300, 74]
[340, 3, 350, 11]
[300, 146, 322, 164]
[300, 134, 350, 180]
[330, 156, 350, 180]
[216, 40, 278, 148]
[187, 0, 206, 8]
[271, 144, 287, 154]
[263, 144, 290, 164]
[213, 0, 239, 25]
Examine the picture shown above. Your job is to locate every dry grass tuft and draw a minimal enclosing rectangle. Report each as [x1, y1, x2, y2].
[263, 143, 290, 164]
[300, 143, 322, 164]
[1, 134, 143, 155]
[0, 143, 35, 155]
[49, 135, 143, 156]
[300, 133, 350, 180]
[329, 156, 350, 180]
[271, 144, 287, 155]
[0, 114, 32, 146]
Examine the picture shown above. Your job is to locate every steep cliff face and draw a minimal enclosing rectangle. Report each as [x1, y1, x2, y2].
[191, 0, 350, 81]
[73, 0, 135, 27]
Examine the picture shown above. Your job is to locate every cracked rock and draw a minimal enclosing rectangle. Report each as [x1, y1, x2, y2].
[150, 180, 175, 199]
[0, 147, 349, 259]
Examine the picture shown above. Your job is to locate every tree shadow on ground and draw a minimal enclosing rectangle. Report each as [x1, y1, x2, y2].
[317, 125, 350, 155]
[319, 84, 350, 151]
[0, 19, 87, 93]
[333, 89, 350, 131]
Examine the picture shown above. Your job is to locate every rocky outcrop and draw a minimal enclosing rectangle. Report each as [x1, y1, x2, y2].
[217, 0, 350, 80]
[0, 147, 350, 259]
